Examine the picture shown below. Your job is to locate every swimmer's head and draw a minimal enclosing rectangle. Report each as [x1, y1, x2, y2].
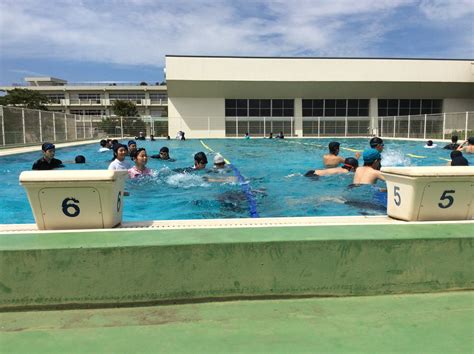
[450, 150, 462, 159]
[451, 135, 458, 143]
[328, 141, 340, 155]
[451, 156, 469, 166]
[343, 157, 359, 171]
[113, 144, 128, 161]
[370, 137, 384, 151]
[41, 142, 55, 152]
[159, 146, 170, 159]
[100, 139, 107, 147]
[426, 140, 433, 146]
[214, 154, 225, 168]
[128, 140, 137, 150]
[74, 155, 86, 164]
[363, 148, 382, 167]
[468, 137, 474, 145]
[194, 151, 208, 169]
[131, 148, 147, 165]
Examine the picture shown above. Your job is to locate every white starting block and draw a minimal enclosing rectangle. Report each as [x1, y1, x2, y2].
[381, 166, 474, 221]
[19, 170, 128, 230]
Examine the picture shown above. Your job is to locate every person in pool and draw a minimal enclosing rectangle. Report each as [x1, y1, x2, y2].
[128, 148, 153, 178]
[424, 140, 437, 148]
[213, 154, 226, 169]
[457, 137, 474, 154]
[323, 142, 361, 168]
[98, 139, 110, 152]
[173, 152, 208, 173]
[305, 157, 358, 178]
[32, 142, 64, 170]
[369, 137, 384, 152]
[352, 148, 385, 185]
[108, 144, 132, 170]
[135, 132, 146, 140]
[443, 135, 460, 150]
[127, 140, 138, 157]
[150, 146, 175, 161]
[449, 150, 469, 166]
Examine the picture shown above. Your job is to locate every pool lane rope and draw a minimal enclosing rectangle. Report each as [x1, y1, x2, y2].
[200, 140, 260, 218]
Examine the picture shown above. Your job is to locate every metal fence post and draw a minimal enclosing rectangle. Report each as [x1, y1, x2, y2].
[0, 106, 5, 146]
[317, 117, 320, 138]
[90, 116, 93, 138]
[82, 116, 86, 139]
[120, 117, 124, 139]
[263, 116, 266, 137]
[380, 117, 384, 137]
[442, 113, 446, 140]
[21, 108, 27, 144]
[344, 116, 348, 137]
[38, 110, 43, 143]
[235, 117, 238, 138]
[393, 116, 396, 138]
[64, 114, 68, 141]
[291, 116, 293, 137]
[407, 115, 411, 139]
[208, 116, 210, 138]
[74, 115, 78, 140]
[465, 111, 469, 140]
[53, 112, 56, 141]
[423, 114, 427, 140]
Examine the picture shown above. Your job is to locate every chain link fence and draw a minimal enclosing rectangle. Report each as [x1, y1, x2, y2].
[0, 106, 168, 147]
[378, 111, 472, 140]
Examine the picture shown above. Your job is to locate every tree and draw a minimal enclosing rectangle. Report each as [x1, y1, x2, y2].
[111, 100, 139, 117]
[0, 88, 49, 110]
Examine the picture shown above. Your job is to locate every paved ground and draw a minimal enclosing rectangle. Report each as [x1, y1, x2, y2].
[1, 291, 472, 353]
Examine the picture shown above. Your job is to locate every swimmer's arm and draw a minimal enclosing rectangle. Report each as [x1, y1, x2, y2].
[457, 141, 468, 151]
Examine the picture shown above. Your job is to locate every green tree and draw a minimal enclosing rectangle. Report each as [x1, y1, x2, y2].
[0, 88, 49, 110]
[111, 100, 139, 117]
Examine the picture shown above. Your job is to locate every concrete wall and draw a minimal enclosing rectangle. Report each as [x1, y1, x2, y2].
[444, 98, 474, 112]
[1, 222, 472, 310]
[169, 97, 225, 138]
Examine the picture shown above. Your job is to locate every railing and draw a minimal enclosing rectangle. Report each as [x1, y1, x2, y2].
[0, 106, 169, 147]
[378, 111, 472, 140]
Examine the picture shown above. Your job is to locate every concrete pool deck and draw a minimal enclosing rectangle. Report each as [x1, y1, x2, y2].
[1, 291, 472, 353]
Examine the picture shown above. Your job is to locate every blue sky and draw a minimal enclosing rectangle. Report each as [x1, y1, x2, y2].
[0, 0, 472, 85]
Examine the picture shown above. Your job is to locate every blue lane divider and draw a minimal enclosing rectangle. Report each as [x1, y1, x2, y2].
[200, 140, 260, 218]
[229, 164, 260, 218]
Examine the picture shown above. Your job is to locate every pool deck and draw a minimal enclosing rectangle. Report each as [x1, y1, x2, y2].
[1, 291, 472, 353]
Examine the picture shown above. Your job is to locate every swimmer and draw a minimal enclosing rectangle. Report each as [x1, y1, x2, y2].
[213, 154, 226, 169]
[424, 140, 437, 148]
[135, 132, 146, 140]
[98, 139, 110, 152]
[457, 137, 474, 154]
[244, 132, 250, 139]
[150, 146, 175, 161]
[443, 135, 459, 150]
[128, 148, 153, 178]
[276, 131, 284, 139]
[173, 152, 208, 173]
[108, 144, 132, 170]
[352, 148, 385, 185]
[32, 142, 64, 170]
[369, 137, 384, 152]
[323, 142, 361, 168]
[450, 151, 469, 166]
[74, 155, 86, 164]
[305, 157, 358, 178]
[268, 132, 273, 139]
[150, 134, 156, 141]
[128, 140, 137, 157]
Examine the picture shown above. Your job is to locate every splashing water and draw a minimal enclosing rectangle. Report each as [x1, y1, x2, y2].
[382, 149, 411, 167]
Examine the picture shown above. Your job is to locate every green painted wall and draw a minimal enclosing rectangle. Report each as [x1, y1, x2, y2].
[0, 223, 473, 309]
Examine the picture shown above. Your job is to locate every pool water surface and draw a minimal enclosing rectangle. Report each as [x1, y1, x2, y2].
[1, 138, 471, 224]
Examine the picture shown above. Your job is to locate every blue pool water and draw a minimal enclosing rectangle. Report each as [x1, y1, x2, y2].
[1, 138, 472, 224]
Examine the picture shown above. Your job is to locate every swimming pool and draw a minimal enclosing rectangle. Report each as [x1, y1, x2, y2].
[1, 138, 472, 224]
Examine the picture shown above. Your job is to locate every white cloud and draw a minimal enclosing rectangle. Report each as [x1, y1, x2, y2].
[0, 0, 472, 69]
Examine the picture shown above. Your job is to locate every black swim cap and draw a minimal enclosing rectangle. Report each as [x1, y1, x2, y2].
[304, 170, 319, 179]
[75, 155, 86, 163]
[41, 142, 55, 151]
[370, 137, 384, 148]
[468, 137, 474, 145]
[100, 139, 107, 147]
[328, 141, 340, 152]
[113, 144, 128, 153]
[160, 146, 169, 153]
[451, 135, 458, 143]
[344, 157, 359, 169]
[194, 151, 208, 164]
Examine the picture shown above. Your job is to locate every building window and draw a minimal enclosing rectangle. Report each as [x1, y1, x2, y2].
[78, 93, 100, 100]
[302, 99, 369, 117]
[378, 99, 442, 116]
[149, 93, 167, 99]
[45, 93, 65, 103]
[109, 93, 145, 104]
[225, 99, 294, 117]
[70, 109, 105, 116]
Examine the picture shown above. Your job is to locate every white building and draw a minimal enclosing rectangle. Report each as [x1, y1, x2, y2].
[0, 77, 168, 118]
[166, 56, 474, 138]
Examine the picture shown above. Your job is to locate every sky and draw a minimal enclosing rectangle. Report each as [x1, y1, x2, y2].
[0, 0, 473, 85]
